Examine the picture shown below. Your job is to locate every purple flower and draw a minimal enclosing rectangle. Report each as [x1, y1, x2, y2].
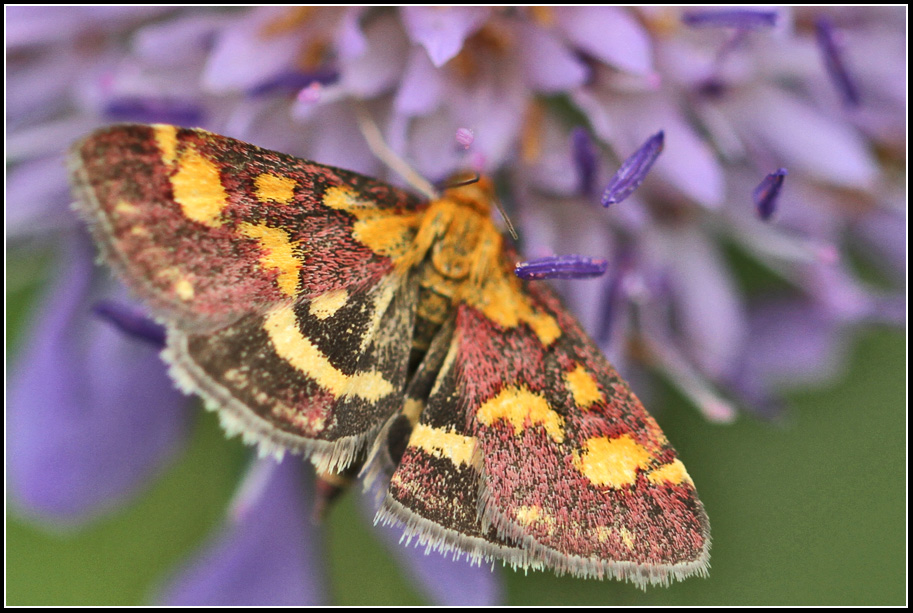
[8, 6, 906, 603]
[600, 130, 665, 207]
[815, 17, 861, 108]
[93, 300, 167, 347]
[247, 68, 339, 98]
[571, 127, 598, 197]
[103, 97, 205, 126]
[515, 255, 608, 280]
[681, 9, 779, 30]
[156, 459, 328, 605]
[9, 234, 188, 523]
[753, 168, 788, 221]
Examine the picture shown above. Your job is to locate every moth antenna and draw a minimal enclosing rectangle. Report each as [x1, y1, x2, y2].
[441, 173, 481, 189]
[353, 103, 439, 201]
[442, 172, 518, 240]
[493, 197, 519, 241]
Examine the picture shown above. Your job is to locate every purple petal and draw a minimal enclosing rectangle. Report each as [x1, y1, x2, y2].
[737, 89, 877, 188]
[753, 168, 788, 221]
[7, 6, 92, 47]
[157, 458, 328, 605]
[571, 127, 598, 197]
[664, 229, 747, 380]
[92, 300, 166, 347]
[7, 6, 169, 48]
[595, 248, 637, 346]
[247, 68, 339, 97]
[7, 46, 82, 130]
[7, 154, 76, 238]
[404, 111, 465, 181]
[8, 115, 100, 161]
[740, 300, 847, 388]
[725, 364, 784, 419]
[407, 61, 528, 178]
[8, 236, 187, 523]
[131, 13, 231, 66]
[394, 48, 445, 116]
[338, 14, 409, 97]
[336, 8, 368, 59]
[601, 130, 664, 206]
[400, 7, 488, 67]
[103, 97, 205, 126]
[294, 102, 381, 177]
[639, 293, 738, 423]
[815, 17, 861, 108]
[682, 9, 779, 29]
[361, 490, 504, 605]
[807, 263, 877, 323]
[657, 113, 725, 208]
[520, 115, 581, 196]
[554, 7, 653, 75]
[515, 255, 608, 281]
[645, 333, 739, 424]
[446, 69, 527, 173]
[378, 522, 505, 606]
[596, 268, 624, 345]
[577, 94, 724, 207]
[517, 23, 589, 93]
[852, 206, 906, 283]
[202, 8, 305, 93]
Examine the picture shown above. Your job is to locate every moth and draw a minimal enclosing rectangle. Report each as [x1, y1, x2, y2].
[69, 124, 710, 588]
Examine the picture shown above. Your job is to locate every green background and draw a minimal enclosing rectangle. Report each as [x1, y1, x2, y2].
[6, 252, 906, 606]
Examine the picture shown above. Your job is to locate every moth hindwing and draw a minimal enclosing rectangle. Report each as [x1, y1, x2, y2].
[70, 123, 710, 588]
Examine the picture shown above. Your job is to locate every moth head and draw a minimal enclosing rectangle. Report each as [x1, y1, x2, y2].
[440, 174, 495, 217]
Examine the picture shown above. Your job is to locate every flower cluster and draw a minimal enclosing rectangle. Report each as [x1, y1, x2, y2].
[8, 6, 906, 605]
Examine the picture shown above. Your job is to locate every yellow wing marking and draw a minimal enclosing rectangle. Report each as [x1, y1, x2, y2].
[595, 526, 637, 550]
[155, 267, 195, 301]
[477, 385, 565, 443]
[308, 289, 348, 320]
[647, 459, 693, 486]
[564, 364, 602, 409]
[323, 186, 421, 261]
[402, 398, 424, 425]
[465, 261, 562, 346]
[573, 434, 655, 488]
[171, 147, 228, 227]
[263, 305, 395, 401]
[114, 200, 139, 215]
[407, 423, 479, 468]
[153, 124, 178, 166]
[619, 527, 636, 550]
[174, 279, 195, 301]
[255, 173, 297, 205]
[514, 505, 557, 536]
[238, 222, 302, 297]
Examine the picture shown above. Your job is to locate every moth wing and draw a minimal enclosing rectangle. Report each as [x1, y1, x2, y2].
[377, 317, 541, 570]
[69, 123, 425, 332]
[70, 123, 430, 467]
[165, 273, 418, 470]
[456, 277, 710, 587]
